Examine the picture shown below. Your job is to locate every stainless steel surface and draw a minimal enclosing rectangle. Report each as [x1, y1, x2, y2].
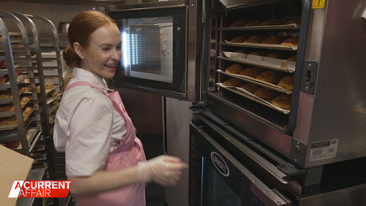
[187, 0, 202, 102]
[57, 22, 69, 34]
[298, 183, 366, 206]
[165, 98, 191, 206]
[302, 0, 366, 167]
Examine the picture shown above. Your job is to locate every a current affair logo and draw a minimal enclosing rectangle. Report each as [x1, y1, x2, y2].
[8, 181, 72, 198]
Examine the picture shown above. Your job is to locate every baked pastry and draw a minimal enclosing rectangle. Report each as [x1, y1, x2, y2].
[262, 36, 286, 44]
[277, 76, 294, 91]
[0, 106, 15, 112]
[253, 87, 277, 100]
[50, 100, 59, 106]
[229, 20, 245, 27]
[240, 67, 266, 78]
[281, 36, 299, 46]
[260, 19, 281, 26]
[48, 90, 58, 97]
[20, 96, 30, 106]
[230, 36, 246, 43]
[287, 55, 297, 61]
[265, 52, 287, 59]
[284, 16, 301, 25]
[36, 86, 41, 94]
[233, 49, 246, 54]
[223, 78, 242, 87]
[0, 90, 12, 99]
[244, 35, 264, 43]
[245, 20, 261, 26]
[45, 81, 54, 89]
[256, 70, 283, 84]
[23, 107, 32, 117]
[0, 118, 16, 125]
[248, 51, 266, 56]
[4, 140, 20, 149]
[272, 94, 291, 109]
[241, 83, 259, 93]
[225, 64, 244, 74]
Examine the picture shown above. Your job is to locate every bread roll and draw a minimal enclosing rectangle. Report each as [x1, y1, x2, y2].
[287, 55, 297, 61]
[245, 20, 261, 26]
[277, 76, 294, 91]
[272, 94, 291, 109]
[0, 106, 15, 112]
[244, 35, 264, 43]
[256, 70, 283, 84]
[230, 36, 246, 43]
[240, 67, 266, 78]
[233, 49, 246, 54]
[284, 16, 301, 25]
[262, 36, 286, 44]
[225, 64, 244, 74]
[265, 52, 287, 59]
[253, 87, 277, 100]
[241, 83, 259, 93]
[4, 140, 20, 149]
[48, 90, 58, 97]
[223, 78, 242, 87]
[45, 81, 54, 89]
[281, 36, 299, 46]
[260, 19, 281, 26]
[248, 51, 266, 56]
[229, 20, 245, 27]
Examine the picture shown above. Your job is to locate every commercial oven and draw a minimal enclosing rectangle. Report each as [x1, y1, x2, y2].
[107, 0, 366, 205]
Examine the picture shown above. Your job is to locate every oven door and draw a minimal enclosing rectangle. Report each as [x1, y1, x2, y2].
[189, 118, 292, 206]
[108, 1, 201, 101]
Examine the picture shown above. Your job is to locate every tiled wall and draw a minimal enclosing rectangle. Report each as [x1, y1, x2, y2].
[0, 1, 105, 48]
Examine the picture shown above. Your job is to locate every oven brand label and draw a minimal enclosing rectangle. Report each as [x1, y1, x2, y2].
[309, 139, 338, 162]
[211, 152, 230, 177]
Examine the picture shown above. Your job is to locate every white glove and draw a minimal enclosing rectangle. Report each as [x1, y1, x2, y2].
[138, 155, 187, 186]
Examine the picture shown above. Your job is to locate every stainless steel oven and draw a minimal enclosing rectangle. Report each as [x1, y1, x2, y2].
[107, 0, 202, 101]
[107, 0, 366, 205]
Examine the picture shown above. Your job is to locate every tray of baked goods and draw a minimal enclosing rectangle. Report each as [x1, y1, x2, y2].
[217, 80, 291, 114]
[0, 127, 41, 150]
[220, 17, 301, 31]
[46, 91, 62, 105]
[0, 87, 26, 104]
[222, 35, 298, 51]
[218, 64, 293, 94]
[0, 74, 28, 90]
[0, 106, 34, 131]
[0, 96, 31, 118]
[220, 51, 296, 73]
[23, 81, 58, 94]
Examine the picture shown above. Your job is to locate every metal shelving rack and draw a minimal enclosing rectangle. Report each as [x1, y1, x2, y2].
[9, 11, 64, 182]
[0, 9, 46, 206]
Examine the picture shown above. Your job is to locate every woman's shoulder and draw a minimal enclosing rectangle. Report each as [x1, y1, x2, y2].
[62, 85, 113, 109]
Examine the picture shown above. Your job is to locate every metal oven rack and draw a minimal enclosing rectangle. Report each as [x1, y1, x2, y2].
[9, 11, 64, 184]
[0, 9, 46, 206]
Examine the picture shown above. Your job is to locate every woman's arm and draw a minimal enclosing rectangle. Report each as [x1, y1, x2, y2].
[69, 155, 187, 197]
[68, 165, 141, 196]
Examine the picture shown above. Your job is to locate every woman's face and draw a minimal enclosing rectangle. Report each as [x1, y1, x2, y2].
[80, 23, 122, 79]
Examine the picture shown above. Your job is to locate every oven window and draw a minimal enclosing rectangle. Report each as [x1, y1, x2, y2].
[110, 7, 186, 94]
[202, 158, 252, 206]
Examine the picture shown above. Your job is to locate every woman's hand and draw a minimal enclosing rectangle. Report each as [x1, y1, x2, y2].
[138, 155, 187, 186]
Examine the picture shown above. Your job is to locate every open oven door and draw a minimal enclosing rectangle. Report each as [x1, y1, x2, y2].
[107, 0, 202, 102]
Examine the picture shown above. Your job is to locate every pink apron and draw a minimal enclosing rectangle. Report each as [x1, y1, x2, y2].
[64, 81, 146, 206]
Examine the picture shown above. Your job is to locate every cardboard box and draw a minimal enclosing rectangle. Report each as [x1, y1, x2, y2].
[0, 145, 34, 206]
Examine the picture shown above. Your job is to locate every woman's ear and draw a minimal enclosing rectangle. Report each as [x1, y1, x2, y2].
[73, 42, 84, 59]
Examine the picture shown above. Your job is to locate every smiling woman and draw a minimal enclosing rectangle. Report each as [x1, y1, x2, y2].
[53, 10, 187, 206]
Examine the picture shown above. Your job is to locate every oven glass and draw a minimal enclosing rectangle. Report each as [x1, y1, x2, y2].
[110, 7, 186, 94]
[202, 159, 242, 206]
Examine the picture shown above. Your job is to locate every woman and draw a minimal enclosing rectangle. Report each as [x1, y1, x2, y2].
[53, 10, 186, 206]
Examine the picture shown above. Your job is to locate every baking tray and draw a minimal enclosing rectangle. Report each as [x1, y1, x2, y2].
[221, 51, 296, 73]
[222, 40, 297, 51]
[219, 23, 300, 31]
[0, 107, 34, 131]
[217, 83, 290, 114]
[0, 74, 28, 90]
[46, 92, 62, 105]
[217, 69, 292, 94]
